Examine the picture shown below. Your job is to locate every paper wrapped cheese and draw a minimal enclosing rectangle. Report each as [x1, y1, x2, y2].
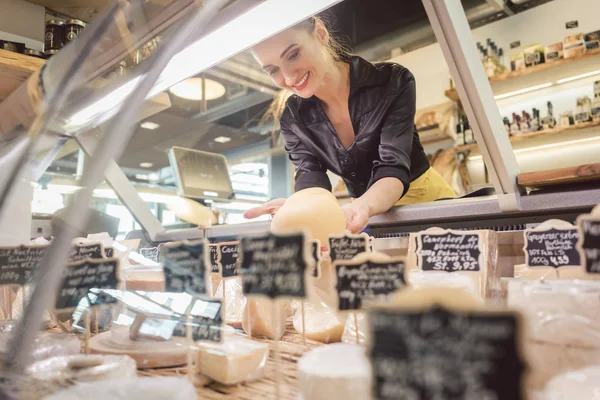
[195, 334, 269, 385]
[271, 187, 346, 247]
[508, 279, 600, 389]
[297, 343, 372, 400]
[41, 377, 196, 400]
[242, 298, 287, 340]
[215, 277, 246, 329]
[341, 311, 368, 345]
[292, 287, 345, 343]
[406, 228, 500, 301]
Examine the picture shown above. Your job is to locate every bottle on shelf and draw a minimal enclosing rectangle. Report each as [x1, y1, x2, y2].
[511, 113, 521, 136]
[530, 108, 540, 132]
[498, 48, 506, 72]
[592, 92, 600, 122]
[464, 117, 474, 144]
[502, 117, 511, 136]
[541, 101, 556, 130]
[455, 115, 465, 147]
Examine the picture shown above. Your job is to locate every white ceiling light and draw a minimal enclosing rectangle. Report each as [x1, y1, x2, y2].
[168, 78, 226, 101]
[556, 70, 600, 84]
[139, 162, 154, 168]
[214, 136, 231, 143]
[494, 83, 553, 100]
[141, 121, 160, 130]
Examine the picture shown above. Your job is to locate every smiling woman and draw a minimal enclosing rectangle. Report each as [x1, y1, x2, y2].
[245, 15, 457, 233]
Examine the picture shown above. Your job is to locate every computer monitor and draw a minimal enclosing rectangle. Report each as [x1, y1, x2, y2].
[168, 146, 235, 202]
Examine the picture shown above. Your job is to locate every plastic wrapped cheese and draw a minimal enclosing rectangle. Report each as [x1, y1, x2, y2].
[271, 187, 346, 247]
[543, 366, 600, 400]
[41, 377, 196, 400]
[0, 328, 80, 363]
[195, 334, 268, 385]
[406, 228, 500, 301]
[215, 277, 246, 329]
[341, 311, 368, 345]
[297, 343, 372, 400]
[508, 279, 600, 389]
[292, 288, 345, 343]
[242, 298, 287, 340]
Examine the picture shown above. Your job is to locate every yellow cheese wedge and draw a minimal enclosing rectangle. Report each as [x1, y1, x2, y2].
[242, 298, 287, 340]
[215, 278, 246, 329]
[292, 288, 345, 343]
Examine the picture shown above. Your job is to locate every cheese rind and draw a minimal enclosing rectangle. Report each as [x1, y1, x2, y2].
[195, 334, 268, 385]
[297, 343, 372, 400]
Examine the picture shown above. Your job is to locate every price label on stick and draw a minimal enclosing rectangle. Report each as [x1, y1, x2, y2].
[240, 232, 308, 299]
[328, 233, 370, 263]
[335, 258, 406, 311]
[209, 244, 219, 273]
[0, 245, 47, 286]
[218, 241, 239, 278]
[577, 216, 600, 273]
[524, 228, 580, 268]
[310, 239, 321, 278]
[69, 243, 104, 262]
[417, 231, 482, 272]
[369, 307, 526, 400]
[172, 297, 223, 342]
[103, 247, 114, 258]
[55, 258, 120, 310]
[162, 240, 209, 295]
[140, 247, 160, 263]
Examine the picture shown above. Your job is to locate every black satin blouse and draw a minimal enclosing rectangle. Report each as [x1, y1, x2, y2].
[279, 56, 430, 198]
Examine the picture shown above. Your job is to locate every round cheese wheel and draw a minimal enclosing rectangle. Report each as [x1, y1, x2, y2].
[271, 188, 346, 246]
[297, 343, 371, 400]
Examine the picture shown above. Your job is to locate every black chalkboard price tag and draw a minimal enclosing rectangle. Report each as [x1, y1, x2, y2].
[577, 215, 600, 273]
[69, 243, 105, 262]
[240, 232, 308, 299]
[335, 257, 406, 311]
[104, 247, 114, 258]
[55, 258, 120, 310]
[310, 239, 321, 278]
[218, 241, 239, 278]
[566, 20, 579, 29]
[172, 297, 223, 342]
[417, 230, 482, 272]
[328, 233, 370, 263]
[209, 244, 220, 274]
[368, 306, 526, 400]
[524, 227, 580, 268]
[0, 245, 47, 286]
[162, 240, 209, 295]
[140, 247, 160, 263]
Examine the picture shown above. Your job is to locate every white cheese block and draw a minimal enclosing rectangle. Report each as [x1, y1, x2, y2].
[242, 298, 287, 340]
[292, 288, 345, 343]
[215, 277, 246, 329]
[341, 311, 368, 345]
[297, 343, 371, 400]
[195, 334, 269, 385]
[271, 187, 346, 247]
[390, 287, 483, 310]
[543, 366, 600, 400]
[42, 377, 197, 400]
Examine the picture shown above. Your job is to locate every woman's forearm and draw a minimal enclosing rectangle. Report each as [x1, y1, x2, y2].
[359, 177, 405, 216]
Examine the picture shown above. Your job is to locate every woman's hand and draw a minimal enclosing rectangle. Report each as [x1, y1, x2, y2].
[342, 198, 370, 234]
[243, 198, 287, 219]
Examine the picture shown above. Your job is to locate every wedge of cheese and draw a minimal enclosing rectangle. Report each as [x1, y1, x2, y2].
[215, 277, 246, 329]
[242, 298, 287, 340]
[195, 334, 268, 385]
[292, 288, 345, 343]
[341, 311, 368, 345]
[297, 343, 371, 400]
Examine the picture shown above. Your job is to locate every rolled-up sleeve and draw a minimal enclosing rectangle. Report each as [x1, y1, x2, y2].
[370, 71, 416, 197]
[281, 121, 331, 192]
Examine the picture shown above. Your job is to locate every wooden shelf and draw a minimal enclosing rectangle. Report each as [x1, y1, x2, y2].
[445, 48, 600, 102]
[0, 49, 46, 102]
[454, 119, 600, 153]
[518, 162, 600, 188]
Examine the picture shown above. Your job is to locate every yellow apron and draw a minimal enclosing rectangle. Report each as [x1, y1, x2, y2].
[394, 167, 457, 206]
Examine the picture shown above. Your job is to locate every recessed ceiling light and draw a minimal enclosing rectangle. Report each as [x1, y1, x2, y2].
[214, 136, 231, 143]
[169, 78, 226, 101]
[141, 121, 160, 130]
[135, 174, 149, 180]
[140, 162, 154, 168]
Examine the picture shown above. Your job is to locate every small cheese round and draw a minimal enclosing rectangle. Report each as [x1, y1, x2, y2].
[271, 188, 346, 246]
[297, 343, 372, 400]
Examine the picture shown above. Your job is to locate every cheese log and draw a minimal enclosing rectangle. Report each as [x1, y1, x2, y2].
[297, 343, 371, 400]
[406, 228, 499, 300]
[508, 279, 600, 388]
[341, 311, 368, 345]
[195, 334, 268, 385]
[292, 288, 345, 343]
[42, 377, 197, 400]
[215, 277, 246, 329]
[543, 366, 600, 400]
[242, 298, 287, 340]
[271, 188, 346, 246]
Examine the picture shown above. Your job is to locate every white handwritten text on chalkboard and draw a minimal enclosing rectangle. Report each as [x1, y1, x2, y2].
[417, 232, 481, 272]
[525, 228, 580, 267]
